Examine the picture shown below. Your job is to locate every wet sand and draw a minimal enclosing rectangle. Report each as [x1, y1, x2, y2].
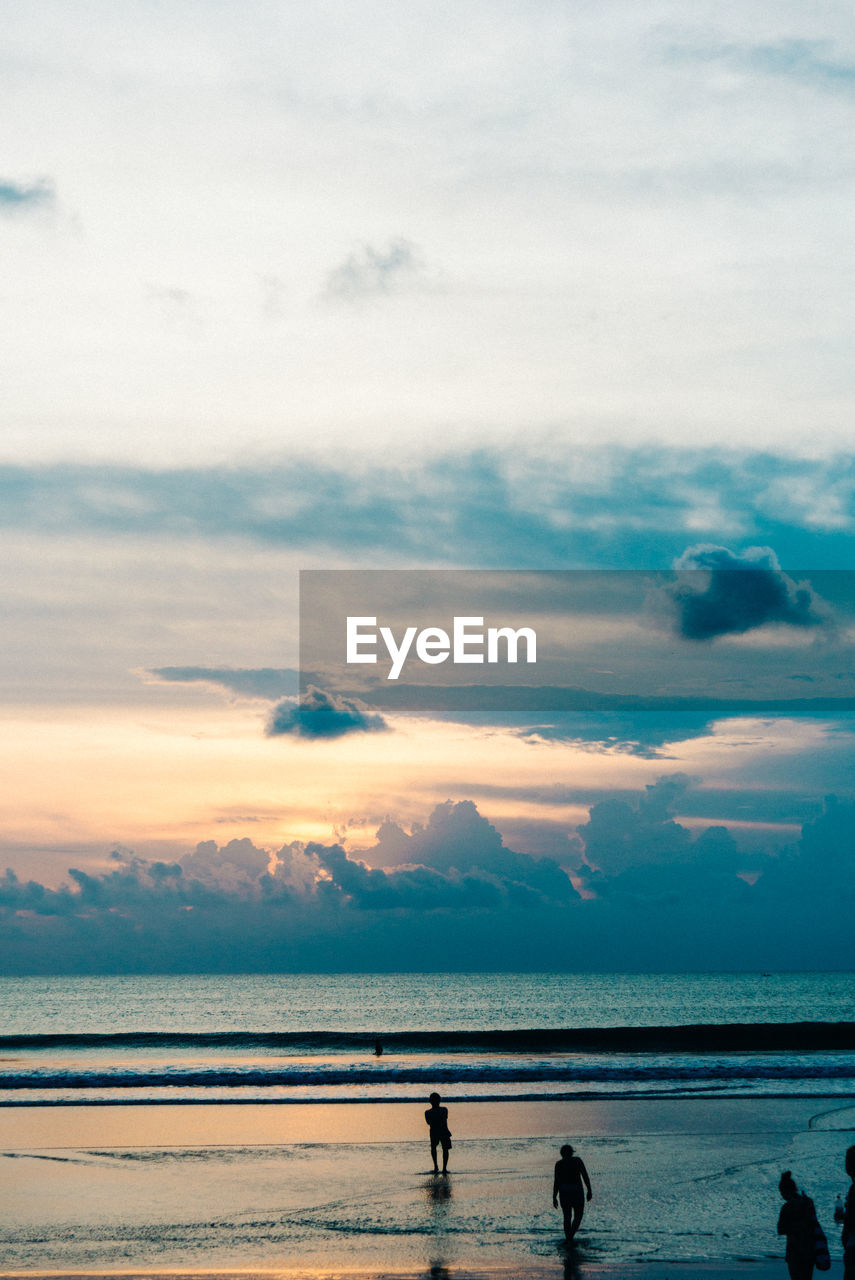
[0, 1098, 852, 1276]
[0, 1266, 803, 1280]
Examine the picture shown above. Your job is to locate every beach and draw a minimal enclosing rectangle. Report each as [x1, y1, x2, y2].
[1, 1097, 852, 1277]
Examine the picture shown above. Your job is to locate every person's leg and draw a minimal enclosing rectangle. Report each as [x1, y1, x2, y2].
[441, 1138, 449, 1173]
[571, 1190, 585, 1237]
[561, 1188, 582, 1239]
[559, 1189, 583, 1240]
[431, 1140, 439, 1173]
[558, 1192, 573, 1240]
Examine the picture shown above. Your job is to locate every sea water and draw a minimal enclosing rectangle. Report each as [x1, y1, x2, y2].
[0, 971, 853, 1106]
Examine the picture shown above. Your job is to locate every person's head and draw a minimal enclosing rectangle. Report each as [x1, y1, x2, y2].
[560, 1144, 575, 1159]
[429, 1092, 441, 1106]
[846, 1145, 855, 1180]
[779, 1170, 798, 1200]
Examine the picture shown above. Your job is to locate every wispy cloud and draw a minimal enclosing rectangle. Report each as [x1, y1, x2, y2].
[324, 238, 426, 301]
[0, 448, 853, 567]
[151, 667, 299, 700]
[669, 38, 855, 94]
[0, 177, 56, 216]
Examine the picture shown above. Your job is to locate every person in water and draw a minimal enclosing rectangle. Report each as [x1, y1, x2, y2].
[552, 1144, 592, 1241]
[777, 1170, 816, 1280]
[425, 1092, 452, 1174]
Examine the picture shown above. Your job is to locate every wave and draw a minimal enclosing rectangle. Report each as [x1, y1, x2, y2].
[2, 1057, 855, 1090]
[2, 1021, 855, 1053]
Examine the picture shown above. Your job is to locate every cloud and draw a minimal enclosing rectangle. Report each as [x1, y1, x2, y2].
[0, 177, 56, 215]
[358, 800, 579, 904]
[0, 802, 578, 972]
[0, 449, 852, 568]
[662, 545, 829, 640]
[324, 238, 425, 301]
[179, 837, 271, 890]
[151, 667, 299, 700]
[671, 39, 855, 95]
[469, 778, 828, 831]
[514, 711, 718, 757]
[576, 774, 694, 876]
[266, 686, 389, 739]
[2, 793, 855, 972]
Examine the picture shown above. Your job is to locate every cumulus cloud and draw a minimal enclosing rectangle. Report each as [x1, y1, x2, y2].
[0, 802, 577, 972]
[576, 774, 694, 876]
[348, 800, 578, 905]
[2, 794, 854, 972]
[661, 545, 829, 640]
[324, 238, 425, 301]
[266, 687, 389, 739]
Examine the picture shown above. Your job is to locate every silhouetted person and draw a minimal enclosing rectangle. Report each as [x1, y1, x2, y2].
[374, 1040, 383, 1056]
[553, 1143, 592, 1241]
[425, 1092, 452, 1174]
[837, 1145, 855, 1279]
[777, 1170, 816, 1280]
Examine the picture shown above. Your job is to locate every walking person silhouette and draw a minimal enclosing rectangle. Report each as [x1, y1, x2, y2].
[553, 1144, 592, 1242]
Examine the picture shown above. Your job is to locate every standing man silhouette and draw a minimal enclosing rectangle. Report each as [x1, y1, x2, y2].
[425, 1092, 452, 1174]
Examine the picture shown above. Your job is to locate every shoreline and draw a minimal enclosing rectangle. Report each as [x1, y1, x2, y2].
[2, 1097, 851, 1275]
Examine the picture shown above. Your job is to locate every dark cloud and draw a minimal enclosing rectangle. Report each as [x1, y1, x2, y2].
[0, 177, 55, 214]
[796, 793, 855, 869]
[324, 238, 424, 301]
[266, 687, 389, 739]
[576, 774, 694, 877]
[662, 545, 829, 640]
[1, 794, 854, 972]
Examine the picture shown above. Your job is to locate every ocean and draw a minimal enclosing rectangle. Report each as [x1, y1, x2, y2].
[1, 971, 853, 1107]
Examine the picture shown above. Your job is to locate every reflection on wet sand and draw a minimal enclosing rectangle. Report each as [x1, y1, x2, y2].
[425, 1168, 454, 1276]
[560, 1241, 583, 1279]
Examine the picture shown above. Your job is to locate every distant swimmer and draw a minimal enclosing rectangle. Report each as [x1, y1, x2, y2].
[553, 1144, 592, 1242]
[425, 1092, 452, 1174]
[777, 1170, 819, 1280]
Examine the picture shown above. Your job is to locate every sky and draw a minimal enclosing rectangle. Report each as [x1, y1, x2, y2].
[1, 0, 854, 972]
